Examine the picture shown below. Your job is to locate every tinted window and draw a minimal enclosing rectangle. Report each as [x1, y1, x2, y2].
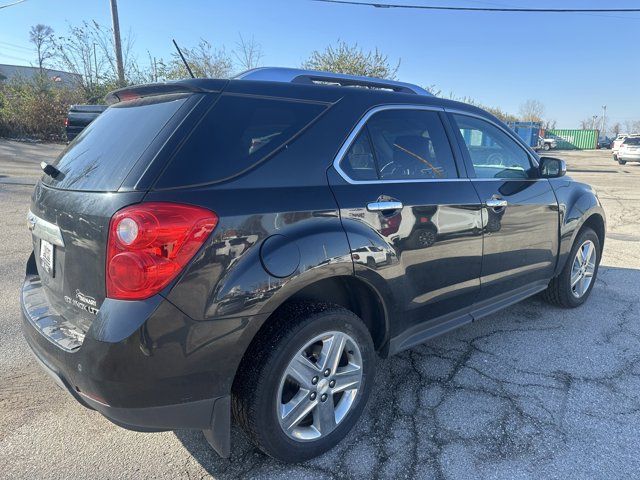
[341, 130, 378, 181]
[624, 137, 640, 145]
[368, 109, 457, 180]
[453, 114, 533, 179]
[43, 95, 188, 191]
[156, 95, 328, 187]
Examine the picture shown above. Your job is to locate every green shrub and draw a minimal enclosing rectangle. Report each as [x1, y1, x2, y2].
[0, 75, 85, 141]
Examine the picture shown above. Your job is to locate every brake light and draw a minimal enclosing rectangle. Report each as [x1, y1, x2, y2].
[106, 202, 218, 300]
[64, 117, 68, 127]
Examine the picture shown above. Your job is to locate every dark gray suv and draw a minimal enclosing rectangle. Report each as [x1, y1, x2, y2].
[22, 68, 605, 462]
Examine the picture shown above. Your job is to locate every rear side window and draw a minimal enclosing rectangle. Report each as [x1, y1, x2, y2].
[155, 95, 328, 188]
[340, 109, 458, 181]
[43, 95, 188, 191]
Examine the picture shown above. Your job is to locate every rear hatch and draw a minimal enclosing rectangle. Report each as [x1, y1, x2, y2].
[29, 93, 193, 334]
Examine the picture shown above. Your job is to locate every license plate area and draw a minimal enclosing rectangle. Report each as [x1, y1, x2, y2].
[40, 239, 55, 276]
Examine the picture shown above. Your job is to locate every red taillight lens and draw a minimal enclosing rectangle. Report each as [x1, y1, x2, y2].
[106, 202, 218, 300]
[64, 117, 68, 127]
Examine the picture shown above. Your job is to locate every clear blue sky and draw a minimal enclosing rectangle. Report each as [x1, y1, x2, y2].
[1, 0, 639, 130]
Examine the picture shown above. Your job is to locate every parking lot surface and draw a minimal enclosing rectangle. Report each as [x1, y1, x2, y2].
[1, 141, 639, 479]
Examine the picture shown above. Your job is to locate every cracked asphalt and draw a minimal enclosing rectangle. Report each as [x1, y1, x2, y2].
[1, 140, 639, 479]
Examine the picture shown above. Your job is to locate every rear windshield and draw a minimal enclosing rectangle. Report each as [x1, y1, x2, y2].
[43, 95, 188, 191]
[624, 137, 640, 145]
[154, 94, 328, 188]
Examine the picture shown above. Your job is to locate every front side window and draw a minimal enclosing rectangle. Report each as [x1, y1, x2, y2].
[340, 109, 458, 181]
[452, 114, 534, 179]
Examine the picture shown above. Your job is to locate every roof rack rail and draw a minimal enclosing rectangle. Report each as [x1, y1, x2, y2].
[234, 67, 432, 96]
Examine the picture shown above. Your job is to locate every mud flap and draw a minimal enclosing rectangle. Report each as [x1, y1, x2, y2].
[203, 395, 231, 458]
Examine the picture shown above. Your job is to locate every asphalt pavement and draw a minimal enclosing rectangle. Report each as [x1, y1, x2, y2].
[1, 140, 639, 479]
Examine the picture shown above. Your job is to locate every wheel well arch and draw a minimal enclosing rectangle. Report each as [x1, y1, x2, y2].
[247, 276, 389, 357]
[580, 213, 605, 252]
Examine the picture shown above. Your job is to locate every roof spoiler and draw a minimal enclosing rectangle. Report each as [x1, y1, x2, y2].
[105, 79, 228, 105]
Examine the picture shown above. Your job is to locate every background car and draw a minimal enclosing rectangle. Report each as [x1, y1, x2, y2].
[617, 136, 640, 165]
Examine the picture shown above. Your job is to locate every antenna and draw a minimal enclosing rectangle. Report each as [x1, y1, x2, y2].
[172, 39, 195, 79]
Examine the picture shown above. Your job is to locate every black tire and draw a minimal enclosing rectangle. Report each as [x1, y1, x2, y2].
[231, 302, 375, 462]
[618, 159, 627, 165]
[542, 227, 600, 308]
[544, 143, 551, 151]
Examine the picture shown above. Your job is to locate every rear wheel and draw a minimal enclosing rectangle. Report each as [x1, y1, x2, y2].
[618, 159, 627, 165]
[232, 302, 375, 462]
[542, 227, 600, 308]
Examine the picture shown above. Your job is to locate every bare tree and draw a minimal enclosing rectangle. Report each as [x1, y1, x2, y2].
[158, 39, 233, 80]
[543, 119, 557, 130]
[579, 117, 595, 130]
[233, 34, 263, 71]
[56, 21, 141, 101]
[624, 120, 640, 134]
[519, 99, 545, 123]
[29, 24, 55, 73]
[303, 40, 400, 80]
[611, 122, 621, 136]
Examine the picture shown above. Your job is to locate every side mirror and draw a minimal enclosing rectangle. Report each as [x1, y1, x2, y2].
[539, 157, 566, 178]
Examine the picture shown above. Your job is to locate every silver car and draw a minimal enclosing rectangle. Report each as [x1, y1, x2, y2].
[617, 136, 640, 165]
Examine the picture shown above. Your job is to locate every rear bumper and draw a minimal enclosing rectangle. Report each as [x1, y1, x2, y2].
[20, 271, 254, 456]
[619, 152, 640, 161]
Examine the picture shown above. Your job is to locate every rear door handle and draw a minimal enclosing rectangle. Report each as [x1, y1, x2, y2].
[485, 198, 508, 208]
[367, 201, 403, 212]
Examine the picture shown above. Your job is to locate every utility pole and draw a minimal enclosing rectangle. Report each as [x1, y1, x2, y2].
[601, 105, 607, 136]
[109, 0, 125, 86]
[592, 115, 598, 130]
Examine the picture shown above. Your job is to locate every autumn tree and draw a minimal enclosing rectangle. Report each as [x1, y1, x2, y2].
[303, 41, 400, 80]
[158, 39, 233, 80]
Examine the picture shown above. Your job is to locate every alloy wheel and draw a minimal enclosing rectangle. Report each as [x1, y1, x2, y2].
[570, 239, 596, 298]
[277, 331, 363, 441]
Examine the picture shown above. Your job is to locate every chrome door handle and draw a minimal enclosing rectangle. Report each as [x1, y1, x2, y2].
[486, 198, 508, 208]
[367, 201, 403, 212]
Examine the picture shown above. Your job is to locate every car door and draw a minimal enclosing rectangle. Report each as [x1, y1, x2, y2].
[328, 105, 484, 341]
[448, 112, 559, 305]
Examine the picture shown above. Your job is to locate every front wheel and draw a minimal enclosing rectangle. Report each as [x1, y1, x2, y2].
[232, 302, 375, 462]
[544, 143, 551, 151]
[618, 159, 627, 165]
[542, 227, 601, 308]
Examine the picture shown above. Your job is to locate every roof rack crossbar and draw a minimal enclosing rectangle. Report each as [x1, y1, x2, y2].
[234, 67, 432, 96]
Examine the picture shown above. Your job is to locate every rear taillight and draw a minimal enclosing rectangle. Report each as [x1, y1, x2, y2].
[64, 117, 68, 127]
[106, 202, 218, 300]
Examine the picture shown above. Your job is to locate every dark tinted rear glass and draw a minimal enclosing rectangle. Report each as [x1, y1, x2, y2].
[43, 95, 188, 191]
[155, 94, 328, 188]
[624, 137, 640, 145]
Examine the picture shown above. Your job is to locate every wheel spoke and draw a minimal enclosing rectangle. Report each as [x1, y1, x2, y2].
[578, 276, 585, 296]
[281, 390, 315, 432]
[314, 395, 337, 434]
[319, 333, 346, 373]
[571, 271, 582, 287]
[287, 354, 321, 389]
[333, 364, 361, 393]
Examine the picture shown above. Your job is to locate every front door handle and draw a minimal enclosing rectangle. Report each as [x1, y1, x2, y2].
[486, 198, 508, 208]
[367, 201, 403, 212]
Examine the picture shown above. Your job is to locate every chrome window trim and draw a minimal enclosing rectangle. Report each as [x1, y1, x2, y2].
[332, 104, 470, 185]
[444, 108, 540, 169]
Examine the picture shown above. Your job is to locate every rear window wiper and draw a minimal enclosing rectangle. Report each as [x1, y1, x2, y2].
[40, 162, 61, 179]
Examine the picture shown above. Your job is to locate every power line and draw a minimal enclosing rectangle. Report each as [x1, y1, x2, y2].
[0, 0, 26, 9]
[312, 0, 640, 13]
